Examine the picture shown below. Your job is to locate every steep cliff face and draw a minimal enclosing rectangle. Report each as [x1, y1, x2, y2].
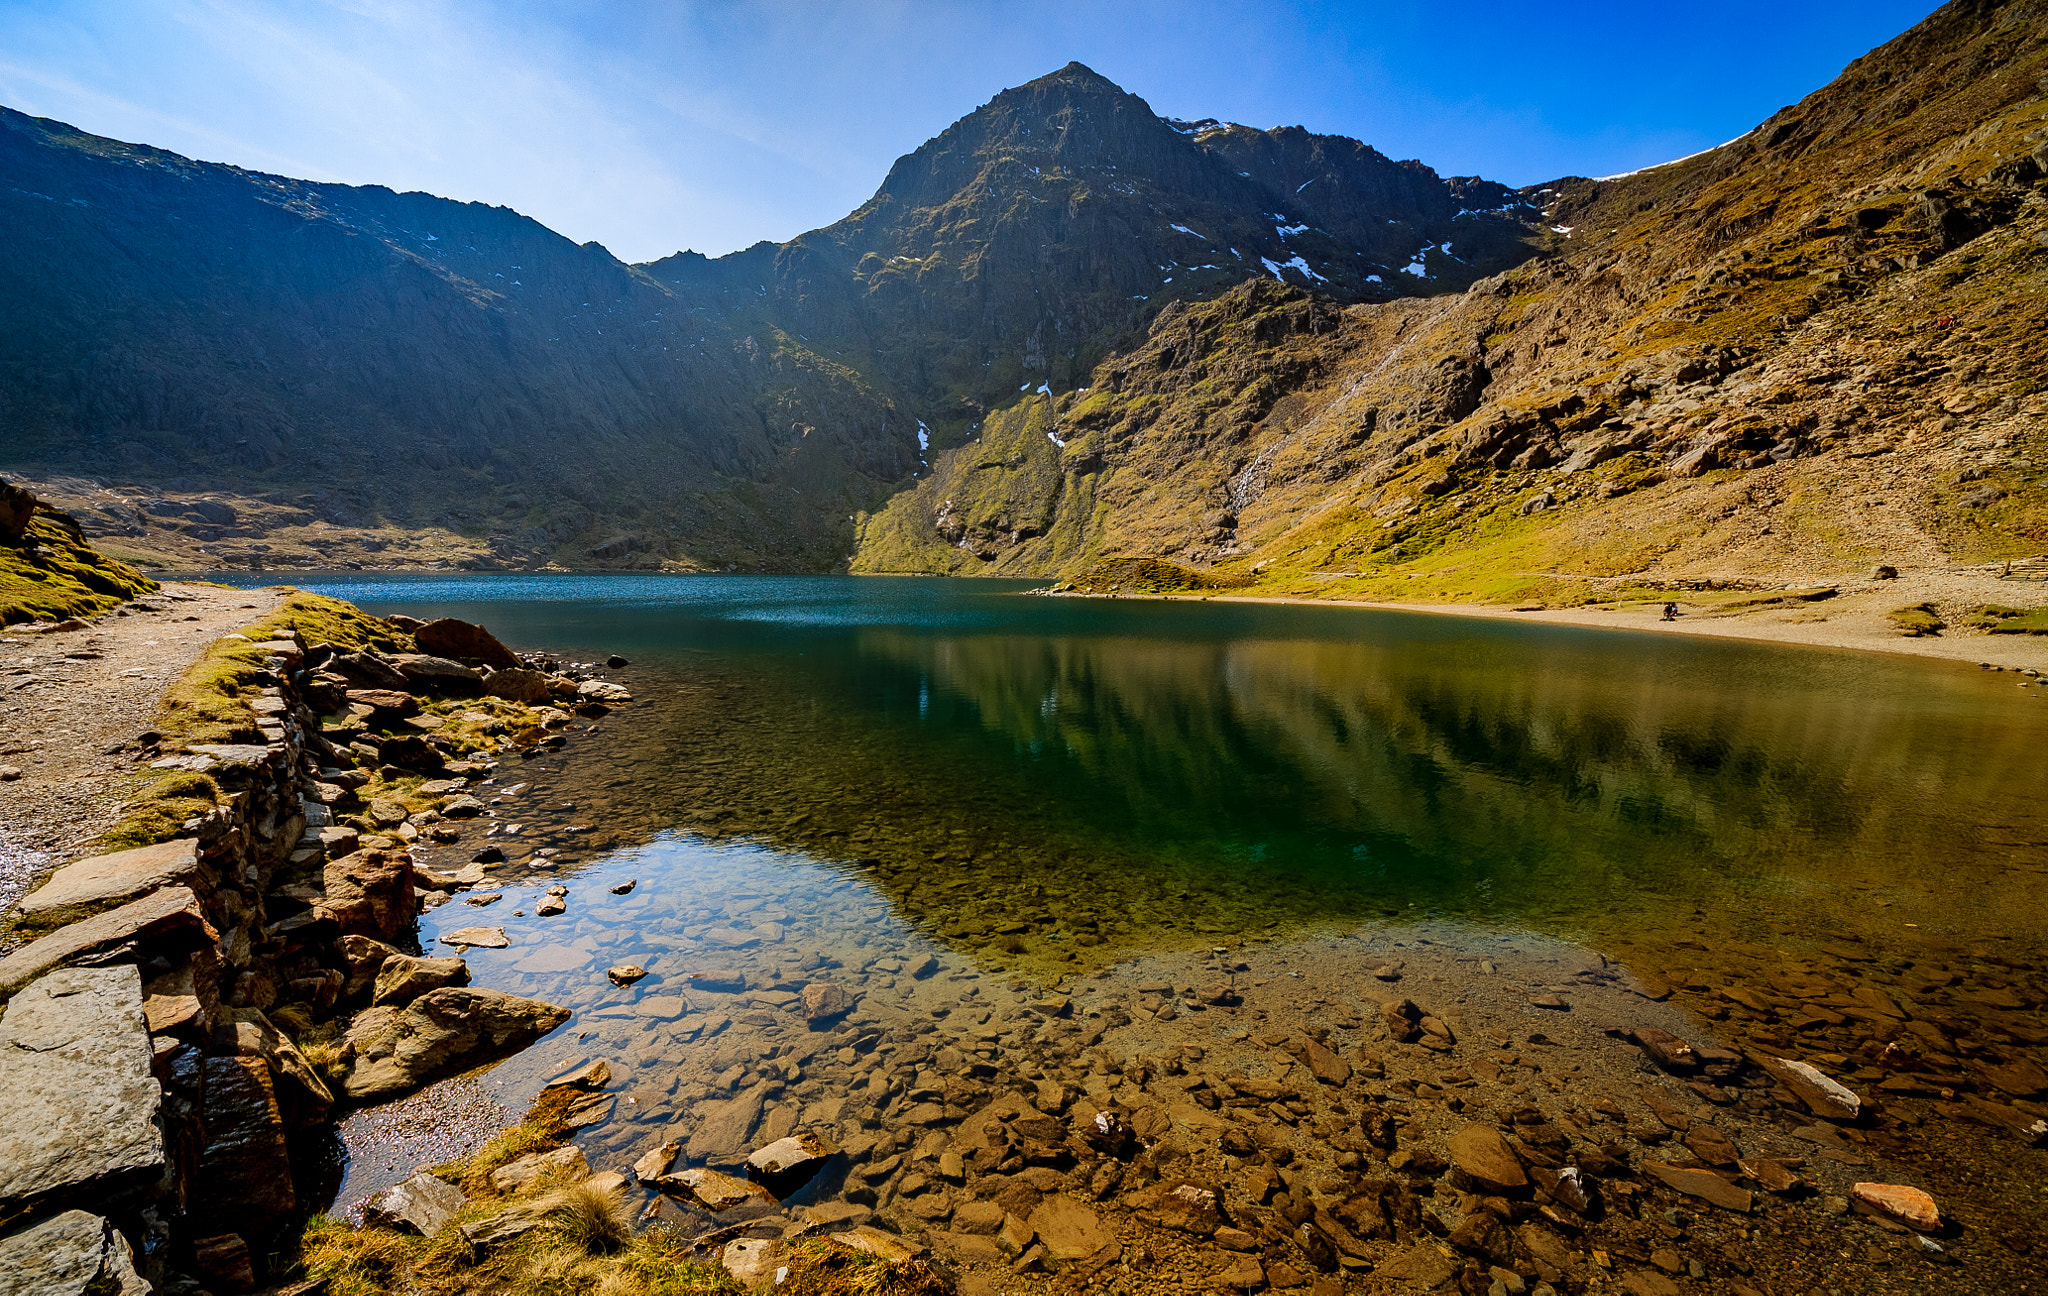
[854, 0, 2048, 596]
[0, 62, 1538, 570]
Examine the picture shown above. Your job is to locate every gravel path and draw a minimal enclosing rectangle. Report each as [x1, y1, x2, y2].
[0, 580, 287, 916]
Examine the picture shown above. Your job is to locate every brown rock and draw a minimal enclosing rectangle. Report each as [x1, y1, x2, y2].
[1683, 1124, 1741, 1168]
[801, 980, 855, 1023]
[746, 1131, 838, 1197]
[318, 850, 418, 943]
[1448, 1124, 1528, 1194]
[340, 987, 570, 1100]
[1851, 1182, 1941, 1231]
[482, 668, 552, 704]
[413, 618, 520, 669]
[439, 926, 509, 949]
[190, 1233, 255, 1293]
[1621, 1271, 1683, 1296]
[0, 477, 37, 542]
[1129, 1178, 1226, 1236]
[1981, 1058, 2048, 1098]
[372, 954, 470, 1007]
[662, 1167, 776, 1213]
[1290, 1037, 1353, 1086]
[340, 934, 400, 999]
[1028, 1197, 1120, 1271]
[607, 964, 648, 986]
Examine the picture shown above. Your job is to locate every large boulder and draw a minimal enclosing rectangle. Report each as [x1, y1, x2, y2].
[17, 838, 208, 921]
[482, 668, 552, 704]
[318, 851, 417, 944]
[0, 1209, 150, 1296]
[340, 987, 570, 1101]
[0, 478, 36, 545]
[0, 968, 164, 1221]
[0, 886, 214, 997]
[413, 619, 520, 670]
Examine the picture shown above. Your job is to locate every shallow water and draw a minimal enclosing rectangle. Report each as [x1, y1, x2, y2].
[211, 574, 2048, 1214]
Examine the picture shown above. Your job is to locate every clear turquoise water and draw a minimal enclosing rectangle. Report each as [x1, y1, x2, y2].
[218, 573, 2048, 963]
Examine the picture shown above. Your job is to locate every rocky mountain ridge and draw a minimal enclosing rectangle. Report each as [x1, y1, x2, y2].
[853, 0, 2048, 604]
[0, 62, 1539, 572]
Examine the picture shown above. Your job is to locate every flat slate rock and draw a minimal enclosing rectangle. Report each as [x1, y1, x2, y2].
[0, 967, 164, 1219]
[1642, 1161, 1754, 1212]
[19, 839, 206, 918]
[0, 1209, 149, 1296]
[0, 886, 212, 996]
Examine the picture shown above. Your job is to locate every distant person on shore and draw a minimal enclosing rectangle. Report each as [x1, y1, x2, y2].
[1661, 602, 1679, 621]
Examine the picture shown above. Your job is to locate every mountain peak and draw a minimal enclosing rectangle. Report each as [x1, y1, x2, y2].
[1017, 61, 1125, 93]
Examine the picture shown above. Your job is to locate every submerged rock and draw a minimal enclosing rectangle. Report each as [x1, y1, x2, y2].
[340, 987, 570, 1100]
[1852, 1182, 1941, 1231]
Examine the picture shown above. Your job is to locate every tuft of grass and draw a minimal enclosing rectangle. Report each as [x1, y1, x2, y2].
[537, 1180, 632, 1256]
[1887, 603, 1945, 636]
[300, 1214, 424, 1296]
[93, 771, 221, 853]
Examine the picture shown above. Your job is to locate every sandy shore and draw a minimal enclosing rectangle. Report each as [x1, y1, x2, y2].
[1172, 570, 2048, 672]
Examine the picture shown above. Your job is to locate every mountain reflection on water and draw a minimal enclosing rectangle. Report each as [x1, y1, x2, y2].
[246, 573, 2048, 971]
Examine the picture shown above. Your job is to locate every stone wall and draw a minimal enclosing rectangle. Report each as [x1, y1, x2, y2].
[0, 620, 578, 1295]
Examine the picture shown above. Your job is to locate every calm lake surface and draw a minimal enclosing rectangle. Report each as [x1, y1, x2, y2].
[241, 573, 2048, 959]
[205, 574, 2048, 1207]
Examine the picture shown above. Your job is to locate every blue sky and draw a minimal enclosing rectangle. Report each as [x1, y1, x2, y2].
[0, 1, 1940, 263]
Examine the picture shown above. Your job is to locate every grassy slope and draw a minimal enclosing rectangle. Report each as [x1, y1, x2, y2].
[0, 509, 156, 623]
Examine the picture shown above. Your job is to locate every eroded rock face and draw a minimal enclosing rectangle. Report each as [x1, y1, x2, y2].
[193, 1055, 295, 1233]
[0, 967, 164, 1221]
[340, 987, 570, 1100]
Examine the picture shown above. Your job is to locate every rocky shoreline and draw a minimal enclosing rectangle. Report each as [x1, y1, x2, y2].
[0, 589, 635, 1294]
